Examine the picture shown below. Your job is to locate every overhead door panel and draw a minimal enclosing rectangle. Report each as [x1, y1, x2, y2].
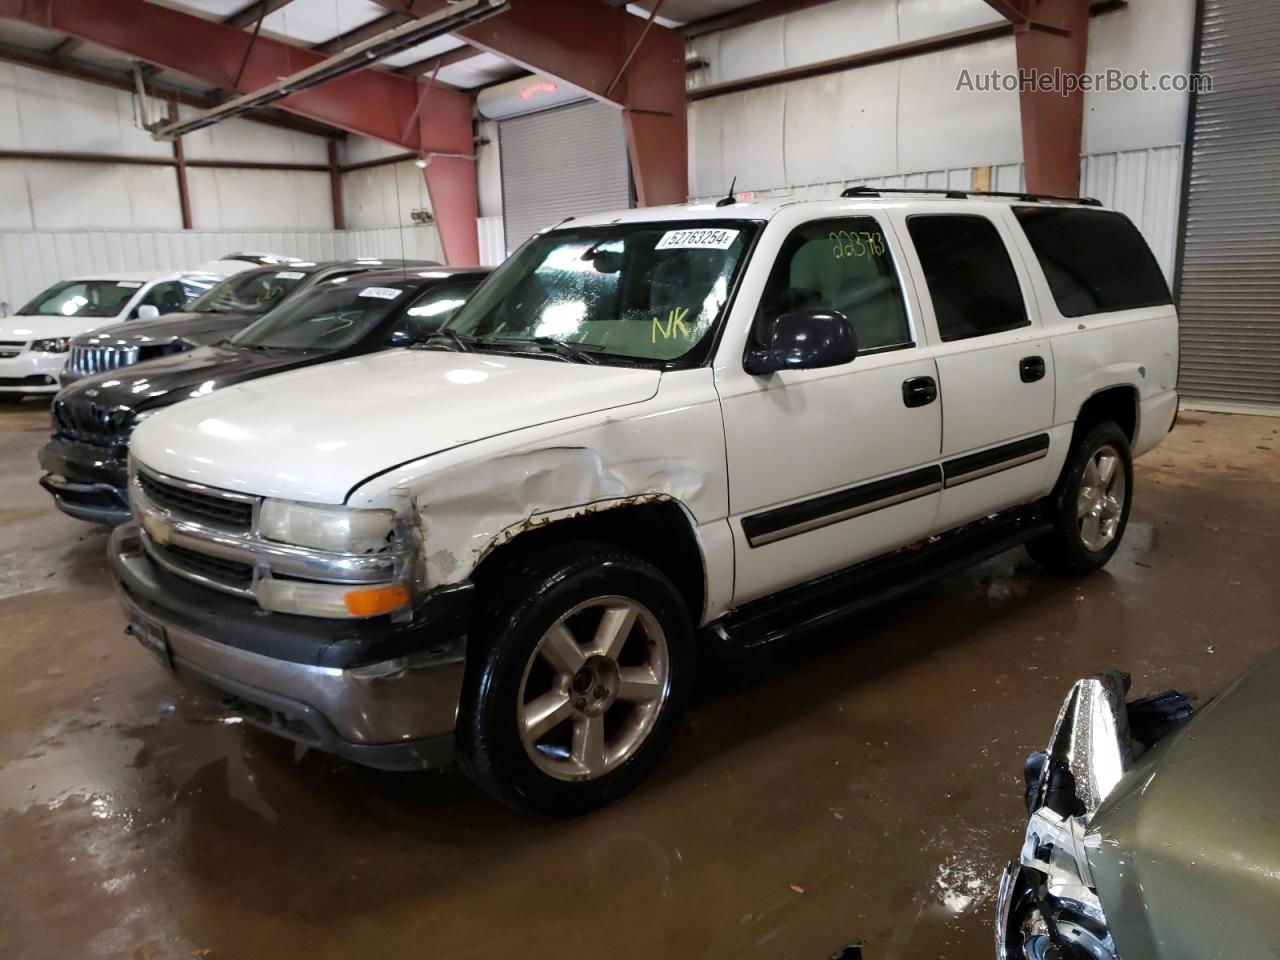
[1177, 0, 1280, 406]
[499, 100, 631, 254]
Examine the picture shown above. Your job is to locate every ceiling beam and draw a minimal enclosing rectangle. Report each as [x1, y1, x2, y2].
[0, 0, 473, 149]
[370, 0, 687, 204]
[51, 36, 84, 58]
[223, 0, 297, 29]
[681, 0, 843, 39]
[0, 40, 346, 139]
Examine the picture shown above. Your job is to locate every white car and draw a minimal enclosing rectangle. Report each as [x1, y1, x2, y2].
[0, 271, 220, 396]
[110, 190, 1179, 815]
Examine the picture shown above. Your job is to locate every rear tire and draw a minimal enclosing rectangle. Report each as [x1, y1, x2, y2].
[457, 542, 694, 817]
[1026, 421, 1133, 575]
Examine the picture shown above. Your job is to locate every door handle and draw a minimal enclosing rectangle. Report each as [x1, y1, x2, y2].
[902, 376, 938, 408]
[1020, 356, 1046, 383]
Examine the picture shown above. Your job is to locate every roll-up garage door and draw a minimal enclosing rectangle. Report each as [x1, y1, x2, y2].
[499, 100, 631, 254]
[1176, 0, 1280, 406]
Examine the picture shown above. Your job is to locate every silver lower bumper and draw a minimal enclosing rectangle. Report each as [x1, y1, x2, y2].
[118, 588, 464, 766]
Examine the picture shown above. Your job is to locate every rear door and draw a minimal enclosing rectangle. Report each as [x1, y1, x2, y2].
[889, 207, 1056, 532]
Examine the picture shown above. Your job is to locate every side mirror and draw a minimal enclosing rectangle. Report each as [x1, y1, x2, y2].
[136, 305, 160, 320]
[745, 308, 857, 375]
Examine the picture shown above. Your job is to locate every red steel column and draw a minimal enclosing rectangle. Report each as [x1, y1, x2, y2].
[1013, 0, 1091, 196]
[418, 78, 480, 265]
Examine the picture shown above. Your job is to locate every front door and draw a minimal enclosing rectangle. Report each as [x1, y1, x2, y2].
[716, 214, 942, 605]
[892, 209, 1057, 533]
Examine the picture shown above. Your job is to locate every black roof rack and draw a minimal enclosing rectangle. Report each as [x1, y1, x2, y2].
[838, 185, 1102, 206]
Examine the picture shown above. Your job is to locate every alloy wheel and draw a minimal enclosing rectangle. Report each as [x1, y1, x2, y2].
[516, 595, 670, 782]
[1076, 444, 1126, 552]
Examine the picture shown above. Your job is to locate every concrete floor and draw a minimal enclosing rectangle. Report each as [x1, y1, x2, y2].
[1, 401, 1277, 960]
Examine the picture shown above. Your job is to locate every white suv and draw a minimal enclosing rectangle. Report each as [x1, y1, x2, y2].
[109, 190, 1179, 815]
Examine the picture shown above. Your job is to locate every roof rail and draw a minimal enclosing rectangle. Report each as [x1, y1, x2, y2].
[839, 185, 1102, 206]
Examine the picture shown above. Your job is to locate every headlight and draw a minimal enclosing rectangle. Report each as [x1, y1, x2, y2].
[33, 337, 71, 353]
[259, 499, 398, 554]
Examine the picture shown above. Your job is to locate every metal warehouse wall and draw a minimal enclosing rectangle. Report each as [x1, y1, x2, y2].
[686, 0, 1195, 202]
[0, 227, 445, 312]
[0, 62, 333, 231]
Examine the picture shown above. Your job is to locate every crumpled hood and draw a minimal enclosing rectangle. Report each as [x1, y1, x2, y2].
[130, 349, 662, 503]
[0, 314, 114, 341]
[72, 311, 254, 349]
[1088, 648, 1280, 959]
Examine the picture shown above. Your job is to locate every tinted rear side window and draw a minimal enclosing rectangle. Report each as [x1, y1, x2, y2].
[907, 215, 1029, 342]
[1013, 207, 1172, 317]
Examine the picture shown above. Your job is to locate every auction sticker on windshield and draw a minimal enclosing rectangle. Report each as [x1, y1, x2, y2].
[276, 271, 306, 280]
[655, 228, 739, 251]
[358, 287, 402, 300]
[117, 281, 144, 288]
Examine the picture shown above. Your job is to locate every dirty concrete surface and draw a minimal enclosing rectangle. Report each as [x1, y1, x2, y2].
[1, 399, 1276, 960]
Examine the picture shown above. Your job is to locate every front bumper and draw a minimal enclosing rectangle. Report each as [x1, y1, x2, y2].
[109, 524, 474, 771]
[0, 350, 64, 393]
[38, 436, 131, 525]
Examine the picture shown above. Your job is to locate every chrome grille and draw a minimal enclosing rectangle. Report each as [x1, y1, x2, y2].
[52, 397, 136, 448]
[0, 340, 25, 359]
[155, 541, 255, 590]
[137, 471, 254, 532]
[68, 344, 140, 376]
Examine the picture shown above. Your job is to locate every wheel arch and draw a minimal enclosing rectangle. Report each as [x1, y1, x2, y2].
[468, 496, 710, 628]
[1073, 384, 1140, 446]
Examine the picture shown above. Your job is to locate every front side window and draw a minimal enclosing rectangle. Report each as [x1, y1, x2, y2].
[907, 215, 1029, 342]
[230, 279, 415, 352]
[753, 216, 911, 354]
[444, 221, 758, 365]
[187, 267, 310, 316]
[18, 280, 142, 319]
[1013, 206, 1172, 317]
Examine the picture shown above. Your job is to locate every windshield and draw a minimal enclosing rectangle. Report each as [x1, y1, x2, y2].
[187, 267, 310, 315]
[18, 279, 144, 318]
[444, 221, 758, 365]
[230, 279, 414, 351]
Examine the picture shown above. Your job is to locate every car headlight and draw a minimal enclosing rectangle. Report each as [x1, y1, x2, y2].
[256, 500, 413, 619]
[33, 337, 71, 353]
[258, 499, 399, 555]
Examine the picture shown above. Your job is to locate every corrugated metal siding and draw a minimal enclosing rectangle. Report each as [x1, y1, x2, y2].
[0, 226, 450, 311]
[694, 146, 1183, 281]
[499, 101, 631, 253]
[477, 216, 506, 266]
[1176, 0, 1280, 406]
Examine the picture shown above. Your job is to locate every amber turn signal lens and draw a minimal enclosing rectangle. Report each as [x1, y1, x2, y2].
[343, 584, 411, 617]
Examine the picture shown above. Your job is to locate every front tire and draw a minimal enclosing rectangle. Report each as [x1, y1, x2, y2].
[1026, 421, 1133, 575]
[457, 542, 694, 816]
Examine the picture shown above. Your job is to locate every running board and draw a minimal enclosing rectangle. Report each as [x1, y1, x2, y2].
[709, 507, 1052, 654]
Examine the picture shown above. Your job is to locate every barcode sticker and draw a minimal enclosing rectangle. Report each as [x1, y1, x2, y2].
[358, 286, 402, 300]
[655, 228, 739, 251]
[117, 281, 144, 288]
[275, 271, 305, 280]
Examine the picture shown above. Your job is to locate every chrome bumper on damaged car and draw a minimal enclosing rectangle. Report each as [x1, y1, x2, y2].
[109, 522, 474, 771]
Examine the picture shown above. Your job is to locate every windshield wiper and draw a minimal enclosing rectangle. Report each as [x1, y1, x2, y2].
[417, 329, 480, 353]
[491, 336, 601, 364]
